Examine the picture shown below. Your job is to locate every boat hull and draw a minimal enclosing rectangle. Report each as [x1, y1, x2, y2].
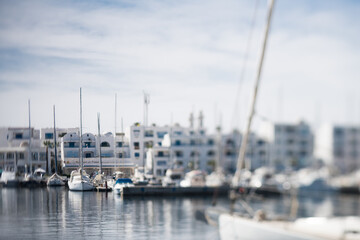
[68, 180, 94, 191]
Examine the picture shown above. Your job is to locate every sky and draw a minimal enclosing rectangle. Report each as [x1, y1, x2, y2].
[0, 0, 359, 135]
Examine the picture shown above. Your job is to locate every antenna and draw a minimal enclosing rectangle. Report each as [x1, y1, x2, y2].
[114, 93, 117, 170]
[143, 91, 150, 126]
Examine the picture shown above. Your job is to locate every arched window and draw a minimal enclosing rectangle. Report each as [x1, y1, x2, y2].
[101, 141, 110, 147]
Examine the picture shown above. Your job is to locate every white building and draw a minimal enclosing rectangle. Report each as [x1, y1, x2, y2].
[61, 131, 133, 175]
[316, 124, 360, 174]
[0, 127, 46, 173]
[40, 127, 78, 173]
[259, 121, 314, 171]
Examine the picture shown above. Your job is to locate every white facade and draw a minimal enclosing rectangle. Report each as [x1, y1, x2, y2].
[259, 121, 314, 171]
[0, 127, 46, 173]
[61, 131, 133, 175]
[40, 127, 78, 173]
[316, 124, 360, 174]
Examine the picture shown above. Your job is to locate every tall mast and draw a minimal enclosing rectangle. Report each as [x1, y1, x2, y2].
[114, 93, 117, 170]
[28, 99, 32, 173]
[80, 88, 83, 179]
[234, 0, 275, 185]
[121, 117, 124, 169]
[53, 105, 58, 174]
[97, 113, 102, 174]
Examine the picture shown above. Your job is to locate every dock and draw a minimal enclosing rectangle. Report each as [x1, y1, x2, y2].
[122, 186, 231, 196]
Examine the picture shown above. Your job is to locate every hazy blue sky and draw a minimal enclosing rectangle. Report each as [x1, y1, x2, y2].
[0, 0, 359, 134]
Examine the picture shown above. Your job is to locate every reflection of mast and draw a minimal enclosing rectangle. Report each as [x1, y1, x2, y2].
[234, 0, 275, 185]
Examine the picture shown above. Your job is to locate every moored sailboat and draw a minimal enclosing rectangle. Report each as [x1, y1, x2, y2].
[47, 105, 65, 186]
[68, 88, 94, 191]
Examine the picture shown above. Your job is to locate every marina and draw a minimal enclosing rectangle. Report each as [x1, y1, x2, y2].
[1, 0, 360, 239]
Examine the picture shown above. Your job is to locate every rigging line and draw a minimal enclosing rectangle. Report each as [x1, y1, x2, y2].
[231, 0, 260, 131]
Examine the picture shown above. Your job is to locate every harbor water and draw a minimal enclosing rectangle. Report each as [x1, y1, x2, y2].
[0, 188, 359, 239]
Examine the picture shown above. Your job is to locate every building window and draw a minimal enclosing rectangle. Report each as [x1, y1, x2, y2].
[6, 153, 14, 159]
[15, 133, 23, 139]
[174, 131, 182, 136]
[157, 131, 168, 138]
[19, 153, 25, 159]
[0, 153, 4, 159]
[133, 129, 140, 138]
[190, 151, 199, 157]
[207, 150, 215, 156]
[145, 141, 153, 148]
[134, 152, 140, 158]
[199, 130, 205, 135]
[207, 139, 214, 145]
[134, 142, 140, 150]
[157, 151, 164, 157]
[84, 142, 92, 148]
[40, 153, 46, 161]
[157, 160, 167, 166]
[144, 130, 154, 137]
[156, 169, 162, 175]
[190, 140, 196, 146]
[101, 142, 110, 147]
[174, 140, 181, 146]
[85, 152, 92, 158]
[116, 142, 123, 147]
[45, 133, 53, 139]
[175, 151, 183, 157]
[69, 142, 75, 148]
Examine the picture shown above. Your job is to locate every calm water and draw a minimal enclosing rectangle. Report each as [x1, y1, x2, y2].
[0, 188, 359, 240]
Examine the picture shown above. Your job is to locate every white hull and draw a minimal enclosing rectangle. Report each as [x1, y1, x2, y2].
[47, 173, 65, 186]
[219, 213, 360, 240]
[68, 180, 94, 191]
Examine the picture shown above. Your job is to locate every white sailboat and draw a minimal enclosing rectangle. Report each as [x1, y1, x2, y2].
[217, 1, 360, 239]
[47, 105, 65, 186]
[68, 88, 94, 191]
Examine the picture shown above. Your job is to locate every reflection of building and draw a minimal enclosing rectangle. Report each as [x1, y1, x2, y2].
[316, 124, 360, 174]
[0, 127, 46, 173]
[260, 121, 314, 171]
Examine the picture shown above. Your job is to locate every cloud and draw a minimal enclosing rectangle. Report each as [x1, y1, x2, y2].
[0, 0, 359, 134]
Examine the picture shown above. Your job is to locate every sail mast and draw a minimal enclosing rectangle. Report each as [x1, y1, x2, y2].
[28, 99, 32, 174]
[80, 88, 83, 180]
[114, 93, 117, 170]
[234, 0, 275, 185]
[97, 113, 102, 174]
[53, 105, 58, 174]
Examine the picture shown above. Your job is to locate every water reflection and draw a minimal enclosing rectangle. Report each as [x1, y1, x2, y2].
[1, 189, 359, 240]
